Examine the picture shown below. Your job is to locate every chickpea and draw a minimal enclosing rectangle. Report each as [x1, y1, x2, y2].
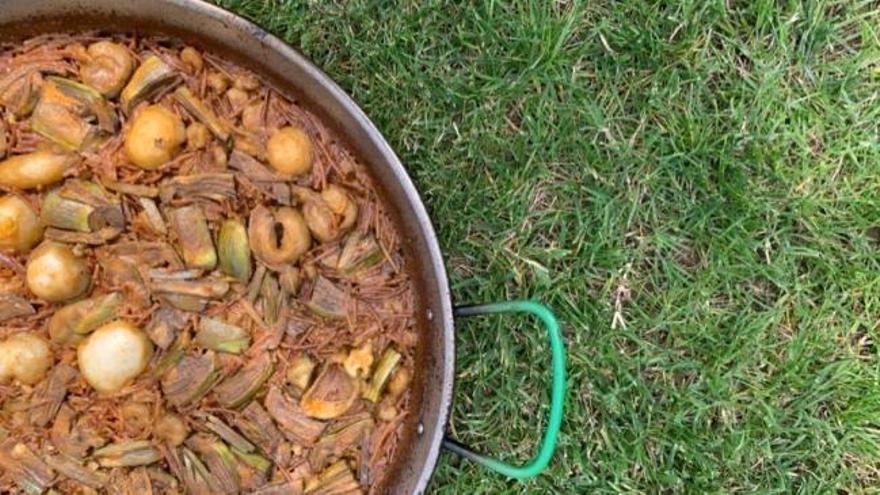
[233, 73, 260, 91]
[179, 46, 204, 73]
[209, 142, 228, 170]
[124, 105, 186, 169]
[386, 367, 411, 398]
[322, 184, 358, 232]
[266, 126, 313, 176]
[120, 401, 151, 435]
[186, 122, 210, 150]
[206, 71, 229, 94]
[241, 101, 263, 132]
[0, 195, 43, 253]
[26, 241, 90, 302]
[226, 87, 249, 112]
[233, 134, 264, 159]
[155, 412, 188, 446]
[80, 41, 134, 97]
[377, 400, 398, 422]
[343, 341, 373, 378]
[295, 184, 357, 243]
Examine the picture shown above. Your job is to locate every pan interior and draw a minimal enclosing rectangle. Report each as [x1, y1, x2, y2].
[0, 2, 454, 493]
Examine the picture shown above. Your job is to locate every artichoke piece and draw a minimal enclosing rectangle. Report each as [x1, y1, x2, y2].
[45, 453, 107, 488]
[147, 307, 187, 350]
[265, 386, 326, 444]
[0, 68, 40, 118]
[234, 402, 282, 455]
[228, 149, 287, 182]
[279, 265, 301, 295]
[81, 41, 135, 98]
[169, 205, 217, 270]
[50, 405, 106, 459]
[42, 180, 124, 233]
[214, 352, 274, 409]
[0, 441, 55, 495]
[179, 447, 215, 495]
[363, 348, 401, 403]
[246, 264, 267, 303]
[138, 197, 167, 235]
[309, 412, 374, 472]
[151, 278, 230, 299]
[48, 292, 122, 346]
[29, 363, 77, 427]
[337, 232, 383, 274]
[47, 76, 118, 132]
[94, 441, 161, 467]
[186, 434, 240, 495]
[153, 335, 186, 377]
[196, 413, 256, 453]
[305, 461, 361, 495]
[161, 294, 208, 312]
[305, 276, 349, 319]
[253, 479, 304, 495]
[174, 86, 230, 141]
[231, 448, 272, 483]
[148, 268, 203, 281]
[45, 227, 121, 245]
[287, 354, 316, 391]
[122, 467, 154, 495]
[301, 364, 360, 419]
[120, 55, 180, 114]
[0, 150, 77, 189]
[196, 317, 250, 354]
[161, 353, 222, 407]
[159, 173, 236, 203]
[248, 205, 311, 266]
[228, 150, 291, 204]
[107, 241, 182, 268]
[103, 179, 159, 197]
[0, 294, 35, 321]
[162, 447, 198, 495]
[218, 218, 252, 282]
[41, 190, 92, 232]
[146, 467, 179, 492]
[260, 273, 284, 325]
[60, 178, 119, 209]
[30, 80, 98, 151]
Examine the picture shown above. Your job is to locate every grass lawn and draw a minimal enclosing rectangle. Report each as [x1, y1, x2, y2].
[216, 1, 880, 493]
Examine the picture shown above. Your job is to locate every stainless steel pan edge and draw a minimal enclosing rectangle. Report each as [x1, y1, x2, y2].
[0, 1, 454, 493]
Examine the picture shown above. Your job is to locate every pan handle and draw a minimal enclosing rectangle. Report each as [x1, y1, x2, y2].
[442, 300, 566, 480]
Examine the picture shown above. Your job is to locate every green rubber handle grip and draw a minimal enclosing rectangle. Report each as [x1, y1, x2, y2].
[443, 300, 566, 480]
